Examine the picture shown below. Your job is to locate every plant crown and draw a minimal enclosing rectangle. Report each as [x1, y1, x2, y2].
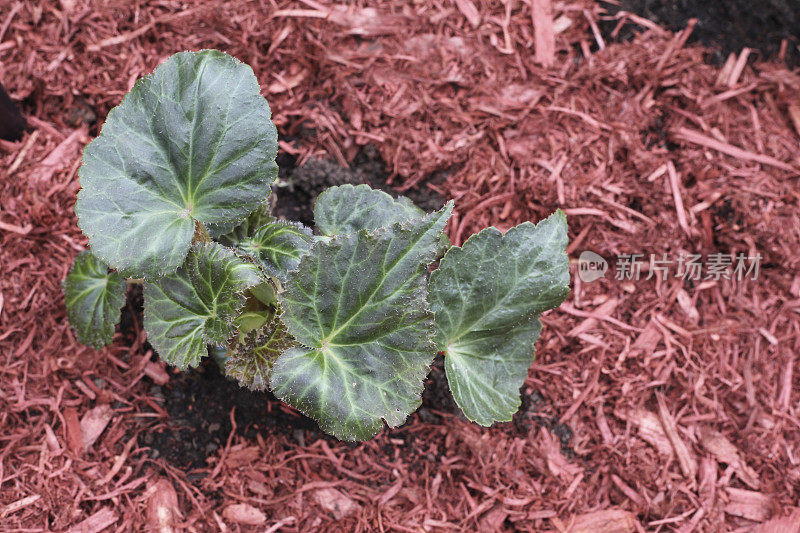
[64, 50, 570, 441]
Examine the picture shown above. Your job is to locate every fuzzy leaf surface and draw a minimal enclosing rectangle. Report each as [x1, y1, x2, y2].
[144, 242, 261, 369]
[314, 184, 425, 236]
[226, 315, 295, 390]
[207, 203, 272, 239]
[63, 251, 127, 349]
[76, 50, 278, 278]
[271, 203, 453, 440]
[221, 219, 316, 282]
[429, 211, 570, 426]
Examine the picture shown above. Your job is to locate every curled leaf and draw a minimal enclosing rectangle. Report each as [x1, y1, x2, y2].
[222, 219, 316, 282]
[63, 251, 126, 349]
[144, 242, 261, 369]
[226, 313, 295, 390]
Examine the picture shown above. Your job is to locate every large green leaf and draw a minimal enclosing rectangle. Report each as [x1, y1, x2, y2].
[219, 218, 316, 282]
[428, 211, 570, 426]
[63, 251, 127, 349]
[271, 203, 453, 440]
[226, 314, 295, 391]
[76, 50, 278, 279]
[144, 242, 262, 369]
[314, 184, 425, 236]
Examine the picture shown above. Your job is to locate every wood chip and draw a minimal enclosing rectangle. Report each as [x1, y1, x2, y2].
[672, 127, 797, 172]
[143, 360, 170, 386]
[615, 408, 673, 457]
[222, 503, 266, 526]
[32, 125, 86, 183]
[699, 427, 760, 489]
[454, 0, 481, 28]
[559, 509, 638, 533]
[532, 0, 555, 67]
[656, 393, 697, 481]
[752, 509, 800, 533]
[666, 161, 691, 236]
[146, 479, 181, 533]
[1, 495, 41, 519]
[79, 404, 113, 451]
[312, 488, 359, 520]
[724, 488, 774, 522]
[66, 508, 118, 533]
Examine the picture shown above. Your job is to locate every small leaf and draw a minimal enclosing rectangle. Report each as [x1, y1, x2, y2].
[250, 282, 276, 306]
[63, 251, 127, 349]
[271, 203, 453, 440]
[428, 211, 570, 426]
[76, 50, 278, 279]
[314, 184, 425, 236]
[223, 220, 316, 282]
[235, 310, 270, 334]
[144, 242, 261, 369]
[226, 314, 295, 391]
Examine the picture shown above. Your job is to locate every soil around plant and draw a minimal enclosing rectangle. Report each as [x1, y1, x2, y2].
[601, 0, 800, 64]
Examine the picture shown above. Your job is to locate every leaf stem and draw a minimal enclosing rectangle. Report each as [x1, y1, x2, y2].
[127, 278, 144, 285]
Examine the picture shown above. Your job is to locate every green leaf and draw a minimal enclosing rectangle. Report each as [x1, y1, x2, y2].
[271, 203, 454, 440]
[76, 50, 278, 279]
[207, 202, 272, 239]
[314, 184, 425, 236]
[428, 211, 570, 426]
[226, 314, 295, 391]
[63, 251, 127, 349]
[221, 219, 316, 282]
[235, 310, 270, 334]
[250, 281, 277, 306]
[144, 242, 262, 369]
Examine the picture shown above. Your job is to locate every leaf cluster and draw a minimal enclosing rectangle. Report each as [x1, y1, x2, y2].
[64, 50, 570, 441]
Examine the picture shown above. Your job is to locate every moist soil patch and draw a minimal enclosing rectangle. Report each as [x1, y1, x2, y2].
[601, 0, 800, 64]
[131, 148, 568, 469]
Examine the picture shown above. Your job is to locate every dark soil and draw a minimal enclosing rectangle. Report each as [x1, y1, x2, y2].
[600, 0, 800, 65]
[141, 351, 572, 470]
[273, 144, 445, 226]
[141, 360, 324, 469]
[0, 81, 27, 141]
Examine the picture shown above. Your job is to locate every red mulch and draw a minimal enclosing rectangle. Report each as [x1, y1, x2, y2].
[2, 0, 800, 531]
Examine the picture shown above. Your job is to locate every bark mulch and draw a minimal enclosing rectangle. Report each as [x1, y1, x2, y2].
[2, 1, 800, 531]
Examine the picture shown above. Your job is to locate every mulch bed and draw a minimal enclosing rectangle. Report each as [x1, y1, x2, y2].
[2, 0, 800, 531]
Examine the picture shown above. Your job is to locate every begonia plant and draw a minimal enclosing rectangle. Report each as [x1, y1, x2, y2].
[63, 50, 570, 440]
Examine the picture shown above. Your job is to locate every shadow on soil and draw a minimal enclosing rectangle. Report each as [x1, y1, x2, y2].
[600, 0, 800, 65]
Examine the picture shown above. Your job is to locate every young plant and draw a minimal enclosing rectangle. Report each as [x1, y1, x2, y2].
[63, 50, 570, 441]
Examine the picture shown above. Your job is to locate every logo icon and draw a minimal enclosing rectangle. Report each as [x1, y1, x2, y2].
[578, 251, 608, 283]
